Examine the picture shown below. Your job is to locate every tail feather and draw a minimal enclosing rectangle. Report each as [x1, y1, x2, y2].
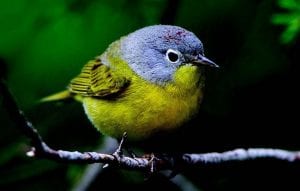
[40, 90, 73, 102]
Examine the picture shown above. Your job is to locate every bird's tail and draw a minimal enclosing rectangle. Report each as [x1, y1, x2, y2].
[40, 90, 78, 102]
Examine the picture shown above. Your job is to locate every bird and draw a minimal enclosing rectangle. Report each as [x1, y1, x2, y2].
[42, 25, 218, 142]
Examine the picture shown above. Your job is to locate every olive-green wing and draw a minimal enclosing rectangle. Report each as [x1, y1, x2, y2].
[69, 59, 129, 97]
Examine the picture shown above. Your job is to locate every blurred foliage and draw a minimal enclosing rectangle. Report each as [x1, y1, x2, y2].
[1, 0, 299, 190]
[272, 0, 300, 43]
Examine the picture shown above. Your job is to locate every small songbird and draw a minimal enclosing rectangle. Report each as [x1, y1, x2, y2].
[43, 25, 218, 141]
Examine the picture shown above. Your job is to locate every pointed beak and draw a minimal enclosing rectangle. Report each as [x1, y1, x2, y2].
[191, 54, 219, 68]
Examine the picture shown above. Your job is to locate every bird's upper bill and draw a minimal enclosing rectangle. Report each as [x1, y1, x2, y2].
[184, 54, 219, 68]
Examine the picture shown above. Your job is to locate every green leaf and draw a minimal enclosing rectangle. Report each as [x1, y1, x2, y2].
[278, 0, 300, 10]
[280, 17, 300, 43]
[271, 13, 297, 24]
[272, 0, 300, 43]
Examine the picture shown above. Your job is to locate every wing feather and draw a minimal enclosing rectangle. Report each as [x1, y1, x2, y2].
[69, 59, 129, 97]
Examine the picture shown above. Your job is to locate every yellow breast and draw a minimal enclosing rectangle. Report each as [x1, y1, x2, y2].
[82, 64, 204, 141]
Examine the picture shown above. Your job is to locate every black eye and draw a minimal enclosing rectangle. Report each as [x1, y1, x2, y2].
[166, 49, 180, 63]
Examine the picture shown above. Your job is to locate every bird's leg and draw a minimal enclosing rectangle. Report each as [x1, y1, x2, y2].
[144, 153, 178, 178]
[112, 132, 127, 161]
[149, 153, 157, 173]
[103, 132, 127, 169]
[143, 153, 159, 174]
[116, 132, 137, 158]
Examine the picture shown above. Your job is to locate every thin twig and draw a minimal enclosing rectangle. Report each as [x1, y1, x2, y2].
[1, 80, 300, 174]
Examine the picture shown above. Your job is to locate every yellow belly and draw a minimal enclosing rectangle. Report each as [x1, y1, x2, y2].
[82, 65, 203, 141]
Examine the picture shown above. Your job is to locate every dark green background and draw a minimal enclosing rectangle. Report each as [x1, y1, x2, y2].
[1, 0, 300, 190]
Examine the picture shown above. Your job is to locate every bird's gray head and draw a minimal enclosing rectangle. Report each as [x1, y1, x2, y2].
[120, 25, 218, 85]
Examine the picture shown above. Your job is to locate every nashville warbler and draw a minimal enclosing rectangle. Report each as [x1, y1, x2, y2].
[43, 25, 218, 141]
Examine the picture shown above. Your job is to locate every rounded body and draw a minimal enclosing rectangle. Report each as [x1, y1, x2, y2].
[83, 63, 204, 141]
[65, 25, 215, 141]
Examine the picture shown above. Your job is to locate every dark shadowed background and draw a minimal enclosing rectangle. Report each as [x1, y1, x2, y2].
[1, 0, 300, 190]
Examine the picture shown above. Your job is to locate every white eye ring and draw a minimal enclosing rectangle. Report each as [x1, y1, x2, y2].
[166, 49, 181, 63]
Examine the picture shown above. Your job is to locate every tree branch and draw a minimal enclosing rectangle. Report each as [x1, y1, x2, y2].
[1, 80, 300, 174]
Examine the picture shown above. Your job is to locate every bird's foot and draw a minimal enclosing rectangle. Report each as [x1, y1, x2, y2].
[115, 132, 138, 158]
[113, 132, 127, 159]
[143, 153, 178, 179]
[149, 153, 158, 173]
[103, 132, 127, 169]
[143, 153, 160, 174]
